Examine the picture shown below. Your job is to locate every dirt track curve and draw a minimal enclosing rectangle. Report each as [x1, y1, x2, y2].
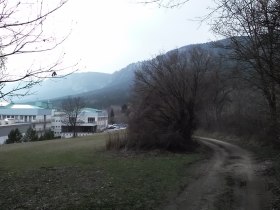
[164, 137, 271, 210]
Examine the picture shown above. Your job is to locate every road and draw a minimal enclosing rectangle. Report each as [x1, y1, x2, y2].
[164, 137, 271, 210]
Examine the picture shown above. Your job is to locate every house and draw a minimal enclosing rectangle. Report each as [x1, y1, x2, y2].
[51, 108, 108, 138]
[0, 102, 52, 143]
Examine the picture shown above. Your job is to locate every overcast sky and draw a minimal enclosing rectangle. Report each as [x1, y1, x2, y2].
[7, 0, 218, 74]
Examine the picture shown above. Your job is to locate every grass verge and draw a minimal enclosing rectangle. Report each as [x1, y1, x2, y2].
[0, 133, 204, 210]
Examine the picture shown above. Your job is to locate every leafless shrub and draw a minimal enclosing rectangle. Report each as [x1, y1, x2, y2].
[127, 47, 216, 152]
[211, 0, 280, 144]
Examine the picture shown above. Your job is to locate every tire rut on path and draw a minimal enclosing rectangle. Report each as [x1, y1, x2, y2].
[164, 137, 271, 210]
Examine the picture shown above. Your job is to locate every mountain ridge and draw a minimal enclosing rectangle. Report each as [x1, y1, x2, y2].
[16, 38, 232, 107]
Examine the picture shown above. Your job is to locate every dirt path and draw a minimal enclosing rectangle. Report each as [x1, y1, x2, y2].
[164, 137, 271, 210]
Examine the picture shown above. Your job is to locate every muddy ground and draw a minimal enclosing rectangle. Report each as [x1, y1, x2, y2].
[164, 137, 274, 210]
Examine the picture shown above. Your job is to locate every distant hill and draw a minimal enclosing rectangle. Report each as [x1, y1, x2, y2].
[15, 38, 232, 108]
[51, 63, 141, 108]
[16, 72, 112, 102]
[69, 39, 231, 108]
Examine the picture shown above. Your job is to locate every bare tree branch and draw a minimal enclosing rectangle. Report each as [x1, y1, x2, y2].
[137, 0, 190, 8]
[61, 97, 85, 138]
[0, 0, 74, 100]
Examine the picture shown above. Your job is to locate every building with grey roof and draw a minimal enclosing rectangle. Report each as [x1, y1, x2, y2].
[0, 102, 52, 143]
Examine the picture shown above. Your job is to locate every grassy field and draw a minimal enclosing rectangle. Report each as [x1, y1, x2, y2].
[0, 133, 203, 210]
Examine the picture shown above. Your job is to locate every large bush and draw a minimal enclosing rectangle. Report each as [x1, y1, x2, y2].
[127, 48, 215, 151]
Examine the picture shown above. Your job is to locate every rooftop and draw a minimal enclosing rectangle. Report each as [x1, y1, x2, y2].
[0, 102, 51, 115]
[0, 102, 44, 110]
[81, 108, 102, 113]
[10, 104, 43, 109]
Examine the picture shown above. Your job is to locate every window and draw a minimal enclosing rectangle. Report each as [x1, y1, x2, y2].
[33, 116, 36, 120]
[88, 117, 95, 123]
[20, 116, 23, 120]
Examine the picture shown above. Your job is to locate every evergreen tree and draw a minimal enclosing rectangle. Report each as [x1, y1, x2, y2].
[21, 127, 38, 142]
[43, 129, 55, 140]
[5, 129, 22, 144]
[110, 108, 115, 124]
[121, 104, 128, 113]
[39, 135, 44, 141]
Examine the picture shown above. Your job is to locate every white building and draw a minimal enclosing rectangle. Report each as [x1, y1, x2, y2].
[0, 102, 52, 143]
[51, 111, 64, 137]
[79, 108, 108, 131]
[52, 108, 108, 138]
[0, 102, 109, 142]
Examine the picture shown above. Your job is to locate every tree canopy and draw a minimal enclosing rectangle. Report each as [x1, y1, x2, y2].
[128, 48, 217, 151]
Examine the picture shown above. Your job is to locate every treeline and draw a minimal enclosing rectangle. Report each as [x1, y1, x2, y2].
[123, 43, 279, 151]
[5, 128, 55, 144]
[117, 0, 280, 152]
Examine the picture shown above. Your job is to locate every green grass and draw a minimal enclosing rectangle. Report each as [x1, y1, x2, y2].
[0, 133, 106, 171]
[0, 133, 203, 210]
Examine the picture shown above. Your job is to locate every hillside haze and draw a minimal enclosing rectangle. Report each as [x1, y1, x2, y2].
[16, 72, 112, 102]
[15, 39, 231, 107]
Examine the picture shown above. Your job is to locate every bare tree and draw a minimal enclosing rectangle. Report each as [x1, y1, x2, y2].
[128, 47, 214, 151]
[199, 55, 232, 130]
[210, 0, 280, 143]
[0, 0, 73, 100]
[140, 0, 280, 145]
[212, 0, 280, 82]
[61, 97, 85, 138]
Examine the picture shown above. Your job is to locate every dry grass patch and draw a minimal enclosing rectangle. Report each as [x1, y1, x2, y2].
[106, 130, 128, 151]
